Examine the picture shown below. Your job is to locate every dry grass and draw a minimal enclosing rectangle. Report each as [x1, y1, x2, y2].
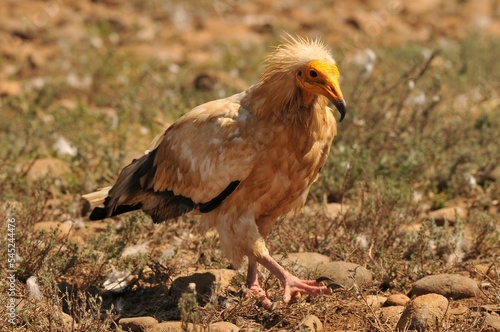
[0, 1, 499, 330]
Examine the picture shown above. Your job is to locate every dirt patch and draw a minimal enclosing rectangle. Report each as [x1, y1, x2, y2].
[0, 0, 499, 331]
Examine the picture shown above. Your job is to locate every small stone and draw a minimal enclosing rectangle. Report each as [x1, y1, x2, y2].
[274, 252, 330, 271]
[0, 80, 22, 95]
[28, 51, 48, 68]
[378, 306, 405, 325]
[119, 316, 159, 332]
[448, 303, 469, 315]
[411, 274, 478, 299]
[53, 136, 78, 157]
[151, 321, 194, 332]
[170, 269, 238, 304]
[275, 253, 372, 288]
[385, 293, 410, 307]
[27, 157, 71, 181]
[366, 295, 387, 309]
[396, 294, 448, 331]
[298, 315, 323, 332]
[429, 207, 467, 226]
[209, 321, 240, 332]
[316, 261, 372, 288]
[483, 314, 500, 331]
[103, 269, 134, 293]
[325, 203, 349, 219]
[150, 322, 208, 332]
[489, 165, 500, 181]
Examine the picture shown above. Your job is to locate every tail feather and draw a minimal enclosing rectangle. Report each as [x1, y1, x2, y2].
[84, 151, 197, 223]
[83, 145, 239, 223]
[88, 203, 141, 221]
[82, 186, 112, 209]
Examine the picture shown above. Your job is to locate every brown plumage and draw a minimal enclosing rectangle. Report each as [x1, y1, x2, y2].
[84, 36, 346, 308]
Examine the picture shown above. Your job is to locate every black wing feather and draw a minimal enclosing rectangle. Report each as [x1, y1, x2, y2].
[89, 148, 240, 222]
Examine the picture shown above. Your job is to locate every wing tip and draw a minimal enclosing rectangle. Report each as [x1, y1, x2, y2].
[88, 207, 107, 221]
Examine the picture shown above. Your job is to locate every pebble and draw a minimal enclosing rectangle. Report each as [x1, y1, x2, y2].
[170, 269, 238, 304]
[53, 136, 78, 157]
[396, 294, 448, 331]
[483, 314, 500, 332]
[27, 157, 71, 181]
[316, 261, 372, 288]
[151, 321, 238, 332]
[119, 316, 159, 332]
[448, 303, 469, 316]
[102, 269, 134, 293]
[274, 253, 372, 288]
[274, 252, 330, 271]
[0, 80, 22, 95]
[298, 315, 323, 331]
[489, 165, 500, 181]
[151, 321, 192, 332]
[384, 293, 410, 307]
[209, 321, 240, 332]
[325, 203, 350, 219]
[378, 306, 405, 326]
[428, 207, 467, 226]
[366, 295, 387, 309]
[411, 274, 478, 299]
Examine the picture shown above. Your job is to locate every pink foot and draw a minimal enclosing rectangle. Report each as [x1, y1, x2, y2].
[281, 275, 331, 303]
[247, 282, 273, 309]
[246, 257, 274, 309]
[256, 254, 333, 304]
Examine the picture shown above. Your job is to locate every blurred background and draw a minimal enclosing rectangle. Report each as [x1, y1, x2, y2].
[1, 0, 499, 331]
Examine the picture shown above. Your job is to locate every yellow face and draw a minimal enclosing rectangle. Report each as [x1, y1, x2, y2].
[296, 60, 346, 121]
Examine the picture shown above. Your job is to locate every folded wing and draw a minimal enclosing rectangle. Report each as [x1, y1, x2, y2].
[89, 97, 257, 222]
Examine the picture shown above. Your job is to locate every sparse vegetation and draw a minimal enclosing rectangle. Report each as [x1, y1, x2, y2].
[1, 0, 499, 331]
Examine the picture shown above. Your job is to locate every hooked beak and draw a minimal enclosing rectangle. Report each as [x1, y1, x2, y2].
[332, 98, 346, 122]
[323, 75, 347, 122]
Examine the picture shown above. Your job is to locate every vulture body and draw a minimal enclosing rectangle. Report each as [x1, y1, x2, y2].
[85, 37, 346, 308]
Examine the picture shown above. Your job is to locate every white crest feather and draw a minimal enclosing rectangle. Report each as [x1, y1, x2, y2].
[264, 35, 335, 74]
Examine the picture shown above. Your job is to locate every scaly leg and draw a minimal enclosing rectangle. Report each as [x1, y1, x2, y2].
[246, 256, 273, 309]
[256, 254, 332, 304]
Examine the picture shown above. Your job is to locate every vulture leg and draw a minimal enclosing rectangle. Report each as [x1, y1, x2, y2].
[246, 257, 273, 309]
[256, 254, 332, 304]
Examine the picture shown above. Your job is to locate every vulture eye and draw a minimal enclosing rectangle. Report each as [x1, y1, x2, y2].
[309, 70, 318, 78]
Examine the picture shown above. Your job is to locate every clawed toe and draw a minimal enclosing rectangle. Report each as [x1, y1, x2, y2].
[247, 284, 273, 309]
[282, 277, 334, 304]
[316, 276, 345, 290]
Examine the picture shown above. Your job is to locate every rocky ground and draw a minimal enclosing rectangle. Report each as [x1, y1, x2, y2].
[1, 0, 500, 331]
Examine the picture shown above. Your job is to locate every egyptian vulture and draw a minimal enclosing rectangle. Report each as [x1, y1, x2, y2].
[85, 36, 346, 308]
